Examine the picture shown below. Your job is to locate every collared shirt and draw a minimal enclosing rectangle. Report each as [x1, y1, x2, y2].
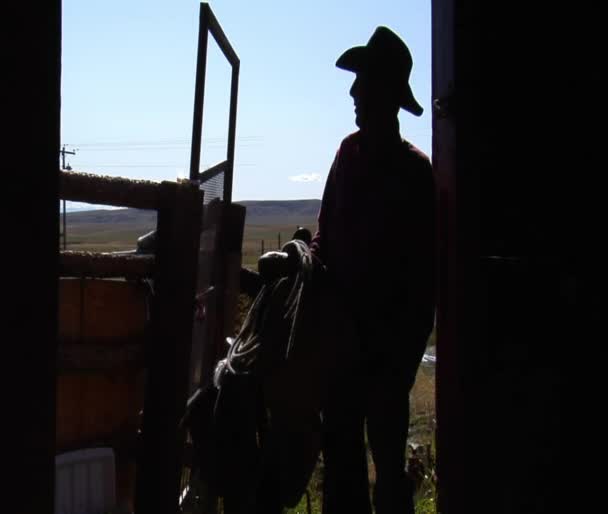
[311, 130, 436, 346]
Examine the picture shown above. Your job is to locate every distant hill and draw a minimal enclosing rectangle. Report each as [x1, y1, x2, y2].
[66, 199, 320, 227]
[66, 208, 157, 225]
[237, 199, 320, 225]
[64, 200, 320, 255]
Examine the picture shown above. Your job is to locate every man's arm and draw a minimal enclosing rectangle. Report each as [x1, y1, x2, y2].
[400, 160, 437, 381]
[310, 153, 339, 265]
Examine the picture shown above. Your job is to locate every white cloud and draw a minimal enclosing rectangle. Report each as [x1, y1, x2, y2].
[288, 173, 322, 183]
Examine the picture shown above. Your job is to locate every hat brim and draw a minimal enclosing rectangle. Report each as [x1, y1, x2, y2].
[336, 46, 424, 117]
[336, 46, 368, 73]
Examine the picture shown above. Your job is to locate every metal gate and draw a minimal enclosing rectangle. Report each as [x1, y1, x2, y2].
[189, 2, 240, 203]
[180, 4, 246, 511]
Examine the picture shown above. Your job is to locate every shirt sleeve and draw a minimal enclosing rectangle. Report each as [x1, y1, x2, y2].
[399, 157, 437, 379]
[310, 149, 339, 264]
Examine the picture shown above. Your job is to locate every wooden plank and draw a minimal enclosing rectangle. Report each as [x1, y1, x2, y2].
[56, 371, 144, 451]
[60, 170, 160, 209]
[135, 182, 203, 514]
[60, 251, 154, 278]
[58, 277, 150, 344]
[57, 343, 145, 371]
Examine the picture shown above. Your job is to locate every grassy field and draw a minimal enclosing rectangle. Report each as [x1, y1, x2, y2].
[64, 210, 316, 269]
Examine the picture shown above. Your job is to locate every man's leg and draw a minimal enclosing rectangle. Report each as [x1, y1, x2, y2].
[366, 370, 416, 514]
[322, 383, 372, 514]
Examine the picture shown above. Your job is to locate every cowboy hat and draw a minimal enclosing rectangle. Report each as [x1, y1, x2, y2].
[336, 26, 423, 116]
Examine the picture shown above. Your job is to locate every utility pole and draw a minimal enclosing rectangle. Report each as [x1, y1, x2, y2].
[59, 145, 76, 170]
[59, 145, 76, 250]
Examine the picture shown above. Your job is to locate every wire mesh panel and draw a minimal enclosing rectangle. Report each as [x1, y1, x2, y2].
[189, 199, 222, 393]
[179, 201, 223, 512]
[200, 171, 224, 205]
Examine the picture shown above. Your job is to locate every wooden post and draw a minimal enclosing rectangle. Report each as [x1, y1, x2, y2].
[135, 182, 203, 514]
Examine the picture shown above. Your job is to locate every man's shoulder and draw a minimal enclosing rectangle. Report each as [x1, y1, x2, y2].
[401, 140, 434, 190]
[338, 131, 362, 153]
[402, 140, 431, 168]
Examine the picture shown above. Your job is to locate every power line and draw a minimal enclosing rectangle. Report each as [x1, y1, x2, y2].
[64, 135, 263, 147]
[70, 142, 262, 152]
[72, 162, 257, 168]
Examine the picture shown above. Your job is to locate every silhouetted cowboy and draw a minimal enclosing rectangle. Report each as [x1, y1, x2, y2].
[310, 26, 436, 514]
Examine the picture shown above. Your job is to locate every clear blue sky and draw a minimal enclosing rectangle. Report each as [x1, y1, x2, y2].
[61, 0, 431, 204]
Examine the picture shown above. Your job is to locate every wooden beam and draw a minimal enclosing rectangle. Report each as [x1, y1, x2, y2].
[60, 251, 154, 278]
[57, 343, 145, 372]
[60, 171, 161, 210]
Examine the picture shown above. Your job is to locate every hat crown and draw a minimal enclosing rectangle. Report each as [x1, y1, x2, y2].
[366, 26, 413, 79]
